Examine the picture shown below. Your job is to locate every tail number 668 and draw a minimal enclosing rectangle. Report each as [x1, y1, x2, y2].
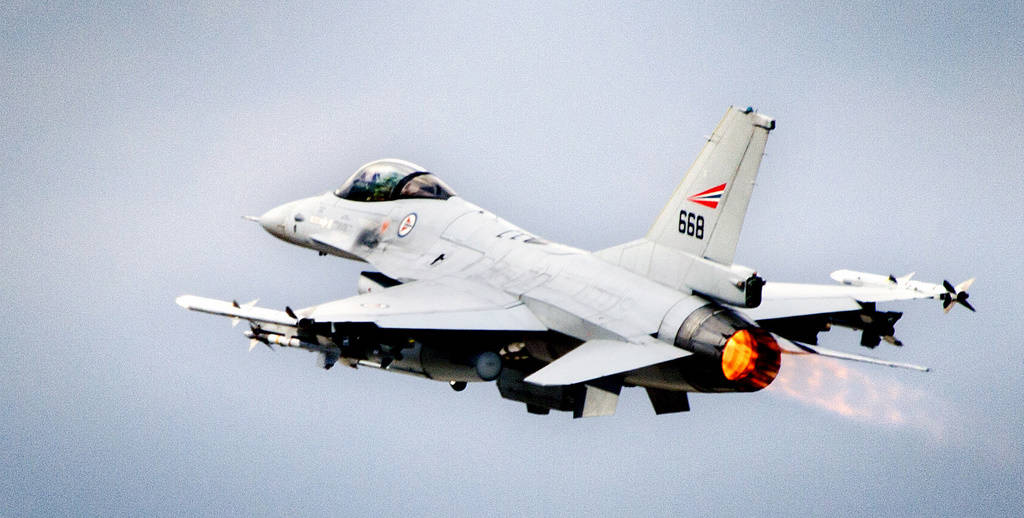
[678, 211, 704, 239]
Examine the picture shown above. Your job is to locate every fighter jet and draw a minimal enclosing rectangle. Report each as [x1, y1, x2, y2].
[177, 106, 973, 417]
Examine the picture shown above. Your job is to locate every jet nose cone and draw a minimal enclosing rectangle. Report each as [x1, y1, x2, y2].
[259, 204, 289, 237]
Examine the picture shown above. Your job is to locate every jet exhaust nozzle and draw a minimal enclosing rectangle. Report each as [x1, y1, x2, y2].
[671, 303, 781, 391]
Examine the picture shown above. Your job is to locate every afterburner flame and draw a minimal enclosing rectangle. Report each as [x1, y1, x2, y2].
[722, 329, 758, 380]
[769, 353, 946, 441]
[718, 328, 780, 391]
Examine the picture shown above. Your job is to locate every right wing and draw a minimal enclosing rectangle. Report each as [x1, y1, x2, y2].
[742, 281, 946, 321]
[738, 271, 975, 349]
[745, 270, 975, 321]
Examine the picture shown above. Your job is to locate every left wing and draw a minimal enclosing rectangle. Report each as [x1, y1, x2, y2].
[306, 279, 547, 331]
[178, 278, 548, 332]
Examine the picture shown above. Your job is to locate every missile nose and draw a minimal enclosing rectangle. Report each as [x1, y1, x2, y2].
[259, 204, 289, 237]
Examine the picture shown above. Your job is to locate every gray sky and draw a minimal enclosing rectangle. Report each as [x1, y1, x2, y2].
[2, 2, 1022, 516]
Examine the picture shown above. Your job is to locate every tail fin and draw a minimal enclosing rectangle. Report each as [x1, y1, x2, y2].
[646, 106, 775, 265]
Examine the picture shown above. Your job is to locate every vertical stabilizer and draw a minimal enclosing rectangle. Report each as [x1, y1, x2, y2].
[646, 107, 775, 265]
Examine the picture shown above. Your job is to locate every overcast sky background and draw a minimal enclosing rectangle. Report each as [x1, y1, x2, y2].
[2, 2, 1022, 516]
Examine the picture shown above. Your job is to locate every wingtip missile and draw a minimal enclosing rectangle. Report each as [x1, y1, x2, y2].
[830, 269, 898, 287]
[832, 270, 977, 313]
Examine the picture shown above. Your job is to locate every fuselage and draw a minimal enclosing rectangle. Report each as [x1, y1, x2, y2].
[261, 193, 689, 337]
[246, 157, 782, 395]
[256, 187, 779, 394]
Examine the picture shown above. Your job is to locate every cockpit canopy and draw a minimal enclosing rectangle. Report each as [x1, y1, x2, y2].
[334, 159, 456, 202]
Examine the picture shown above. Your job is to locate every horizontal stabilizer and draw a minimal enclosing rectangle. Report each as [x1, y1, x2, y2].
[775, 335, 929, 372]
[525, 337, 689, 386]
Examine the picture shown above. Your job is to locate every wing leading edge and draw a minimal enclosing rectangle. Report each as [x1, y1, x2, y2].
[178, 278, 547, 332]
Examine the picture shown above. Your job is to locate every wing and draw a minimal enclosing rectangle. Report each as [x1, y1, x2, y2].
[742, 281, 940, 321]
[738, 271, 975, 349]
[178, 278, 547, 332]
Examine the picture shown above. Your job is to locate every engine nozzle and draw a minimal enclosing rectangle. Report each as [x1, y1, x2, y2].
[672, 303, 781, 391]
[720, 328, 779, 389]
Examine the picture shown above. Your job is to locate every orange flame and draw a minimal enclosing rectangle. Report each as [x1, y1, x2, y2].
[769, 353, 946, 441]
[722, 330, 758, 380]
[770, 351, 1022, 465]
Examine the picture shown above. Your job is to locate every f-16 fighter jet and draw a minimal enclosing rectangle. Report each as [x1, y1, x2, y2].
[177, 107, 973, 417]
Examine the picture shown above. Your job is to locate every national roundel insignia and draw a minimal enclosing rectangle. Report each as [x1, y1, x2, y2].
[687, 183, 727, 209]
[397, 213, 417, 237]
